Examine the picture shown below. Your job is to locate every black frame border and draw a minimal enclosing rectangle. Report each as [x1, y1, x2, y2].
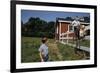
[10, 1, 97, 73]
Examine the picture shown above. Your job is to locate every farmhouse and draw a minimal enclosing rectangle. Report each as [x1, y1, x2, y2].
[55, 18, 90, 44]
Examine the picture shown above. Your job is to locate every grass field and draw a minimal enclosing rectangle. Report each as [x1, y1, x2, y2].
[21, 37, 90, 63]
[68, 39, 90, 47]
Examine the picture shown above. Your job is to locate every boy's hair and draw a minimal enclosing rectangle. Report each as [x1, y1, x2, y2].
[41, 37, 47, 43]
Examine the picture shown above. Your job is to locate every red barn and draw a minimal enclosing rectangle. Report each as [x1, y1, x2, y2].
[55, 18, 90, 44]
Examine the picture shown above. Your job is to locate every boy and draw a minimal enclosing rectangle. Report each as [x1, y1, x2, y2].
[39, 37, 49, 62]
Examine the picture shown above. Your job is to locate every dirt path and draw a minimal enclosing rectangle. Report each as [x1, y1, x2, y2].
[48, 42, 63, 61]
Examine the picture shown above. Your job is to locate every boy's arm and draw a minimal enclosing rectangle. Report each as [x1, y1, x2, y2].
[39, 51, 44, 62]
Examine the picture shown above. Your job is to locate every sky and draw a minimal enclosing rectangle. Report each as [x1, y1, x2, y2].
[21, 10, 90, 24]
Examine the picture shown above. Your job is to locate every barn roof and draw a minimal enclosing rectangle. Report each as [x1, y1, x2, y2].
[56, 18, 90, 25]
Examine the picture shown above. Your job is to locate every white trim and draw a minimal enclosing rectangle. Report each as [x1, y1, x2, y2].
[58, 20, 71, 23]
[68, 25, 69, 32]
[80, 22, 90, 25]
[59, 37, 73, 40]
[56, 26, 58, 34]
[67, 25, 69, 43]
[59, 22, 61, 40]
[60, 32, 74, 36]
[58, 20, 90, 26]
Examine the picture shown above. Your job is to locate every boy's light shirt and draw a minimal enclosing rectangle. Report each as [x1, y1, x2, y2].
[39, 44, 48, 57]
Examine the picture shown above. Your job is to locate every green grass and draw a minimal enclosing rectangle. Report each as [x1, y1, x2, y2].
[21, 37, 41, 63]
[57, 43, 86, 60]
[68, 39, 90, 47]
[80, 40, 90, 47]
[21, 37, 90, 63]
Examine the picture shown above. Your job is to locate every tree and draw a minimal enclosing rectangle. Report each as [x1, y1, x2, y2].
[83, 16, 90, 23]
[22, 17, 55, 38]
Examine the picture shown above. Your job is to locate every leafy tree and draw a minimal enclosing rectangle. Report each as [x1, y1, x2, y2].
[22, 17, 55, 38]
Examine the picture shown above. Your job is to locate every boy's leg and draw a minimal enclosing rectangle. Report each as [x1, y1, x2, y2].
[43, 54, 49, 62]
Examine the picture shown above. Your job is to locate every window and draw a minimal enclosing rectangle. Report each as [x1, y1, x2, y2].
[69, 25, 74, 32]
